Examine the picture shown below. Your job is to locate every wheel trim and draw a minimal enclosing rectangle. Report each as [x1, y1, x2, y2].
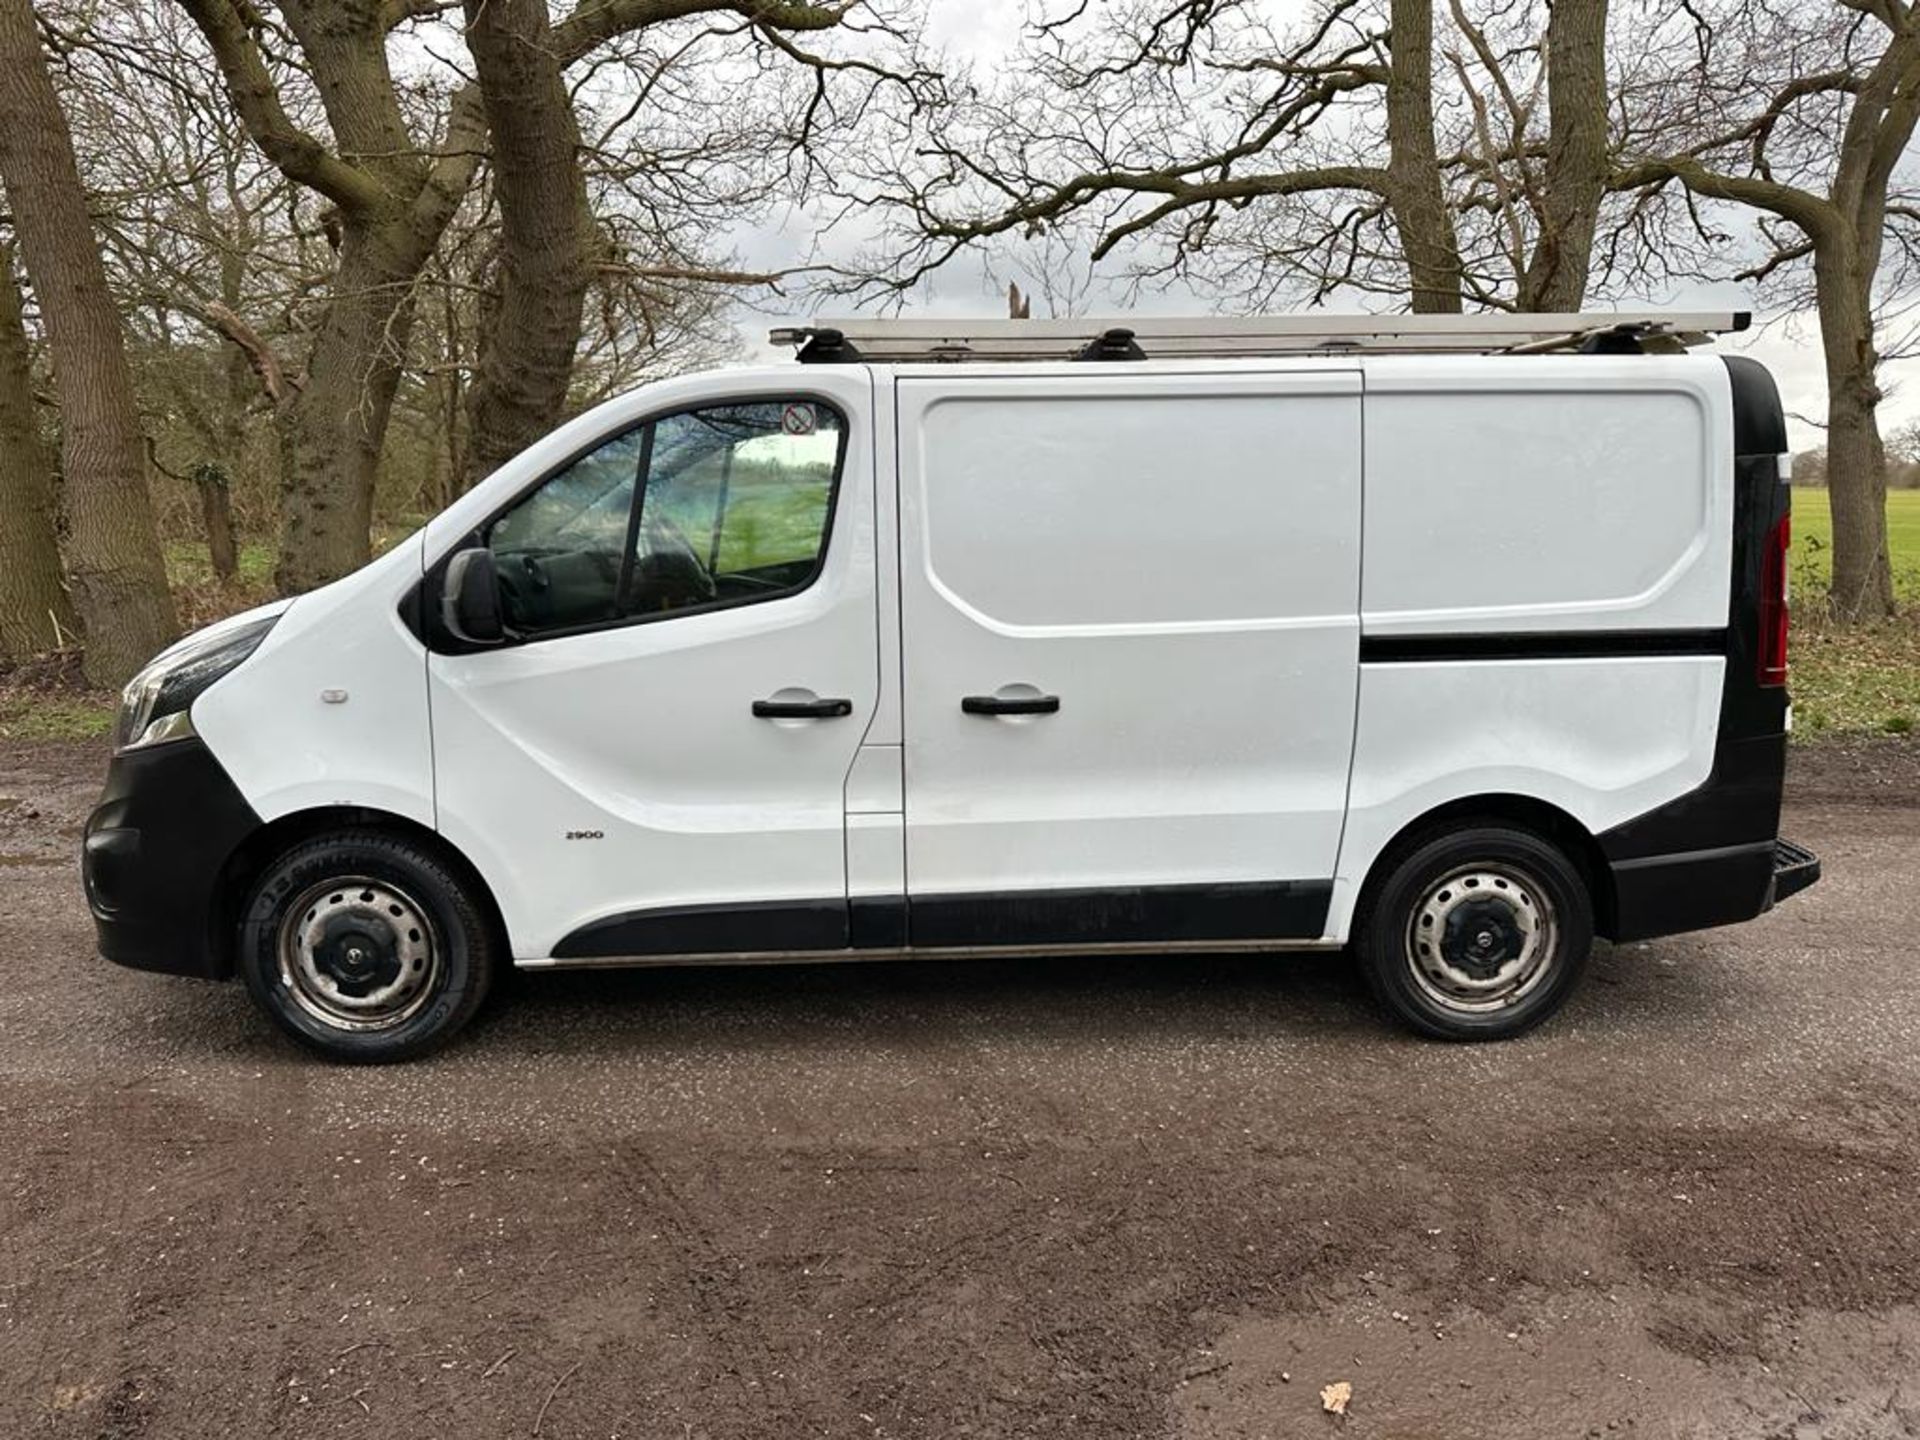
[1404, 864, 1558, 1015]
[276, 876, 443, 1033]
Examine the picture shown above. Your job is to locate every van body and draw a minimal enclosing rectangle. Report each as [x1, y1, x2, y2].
[83, 322, 1822, 1059]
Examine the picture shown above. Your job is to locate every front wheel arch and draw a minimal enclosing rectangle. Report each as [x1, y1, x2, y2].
[213, 807, 506, 981]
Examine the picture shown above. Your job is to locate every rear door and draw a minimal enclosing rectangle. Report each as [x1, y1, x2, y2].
[896, 368, 1363, 947]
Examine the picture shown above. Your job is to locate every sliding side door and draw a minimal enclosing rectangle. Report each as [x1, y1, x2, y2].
[896, 369, 1363, 948]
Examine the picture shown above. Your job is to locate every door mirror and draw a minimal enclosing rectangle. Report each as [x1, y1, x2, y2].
[442, 547, 506, 645]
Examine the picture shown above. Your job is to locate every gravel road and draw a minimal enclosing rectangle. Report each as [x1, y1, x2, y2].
[2, 737, 1917, 1439]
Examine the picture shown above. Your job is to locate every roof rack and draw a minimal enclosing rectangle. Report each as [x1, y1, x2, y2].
[769, 311, 1750, 364]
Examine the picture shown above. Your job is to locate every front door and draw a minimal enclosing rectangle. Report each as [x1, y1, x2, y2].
[896, 369, 1363, 947]
[429, 371, 878, 960]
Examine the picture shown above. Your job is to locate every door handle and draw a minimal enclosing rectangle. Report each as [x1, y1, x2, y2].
[753, 696, 853, 719]
[961, 694, 1060, 716]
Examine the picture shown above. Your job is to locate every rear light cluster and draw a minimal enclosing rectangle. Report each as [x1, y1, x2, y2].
[1758, 511, 1790, 687]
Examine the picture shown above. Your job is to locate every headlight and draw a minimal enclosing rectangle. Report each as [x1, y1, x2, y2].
[114, 613, 281, 752]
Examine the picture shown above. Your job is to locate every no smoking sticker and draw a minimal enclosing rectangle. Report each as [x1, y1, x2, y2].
[781, 403, 817, 436]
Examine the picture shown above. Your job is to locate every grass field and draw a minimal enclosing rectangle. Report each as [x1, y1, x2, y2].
[1789, 487, 1920, 603]
[1787, 488, 1920, 737]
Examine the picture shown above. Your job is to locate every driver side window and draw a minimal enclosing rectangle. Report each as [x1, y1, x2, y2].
[486, 398, 845, 637]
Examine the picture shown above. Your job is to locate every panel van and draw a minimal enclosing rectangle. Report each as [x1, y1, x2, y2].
[82, 313, 1822, 1061]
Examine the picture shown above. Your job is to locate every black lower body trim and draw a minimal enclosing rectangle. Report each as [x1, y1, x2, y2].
[552, 899, 848, 959]
[1605, 840, 1776, 943]
[1601, 733, 1786, 863]
[84, 738, 262, 979]
[907, 880, 1331, 948]
[551, 880, 1334, 959]
[850, 894, 908, 948]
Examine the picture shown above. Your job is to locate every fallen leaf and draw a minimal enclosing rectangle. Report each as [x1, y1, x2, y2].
[1321, 1380, 1352, 1416]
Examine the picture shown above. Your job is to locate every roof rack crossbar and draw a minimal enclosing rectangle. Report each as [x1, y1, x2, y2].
[768, 311, 1750, 364]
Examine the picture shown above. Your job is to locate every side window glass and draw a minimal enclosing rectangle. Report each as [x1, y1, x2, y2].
[486, 398, 844, 638]
[488, 427, 645, 633]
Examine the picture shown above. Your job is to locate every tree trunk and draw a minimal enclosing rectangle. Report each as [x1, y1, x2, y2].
[0, 235, 75, 659]
[437, 271, 468, 503]
[1385, 0, 1465, 312]
[424, 364, 462, 510]
[1816, 232, 1895, 621]
[461, 0, 590, 487]
[193, 462, 239, 582]
[274, 221, 424, 592]
[0, 0, 176, 686]
[1519, 0, 1610, 311]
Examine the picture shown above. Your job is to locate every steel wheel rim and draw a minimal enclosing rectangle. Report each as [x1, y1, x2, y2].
[1404, 863, 1558, 1014]
[276, 875, 441, 1033]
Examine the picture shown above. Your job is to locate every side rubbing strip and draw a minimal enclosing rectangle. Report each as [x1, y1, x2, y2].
[554, 900, 848, 959]
[907, 880, 1332, 949]
[1360, 629, 1728, 664]
[551, 883, 1335, 959]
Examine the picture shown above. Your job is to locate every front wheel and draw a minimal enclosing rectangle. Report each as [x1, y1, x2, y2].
[1354, 824, 1593, 1041]
[238, 830, 497, 1062]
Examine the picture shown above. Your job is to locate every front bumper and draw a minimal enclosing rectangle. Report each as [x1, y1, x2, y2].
[1606, 834, 1821, 943]
[82, 738, 261, 979]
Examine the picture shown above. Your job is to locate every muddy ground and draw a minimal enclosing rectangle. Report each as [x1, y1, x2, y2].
[2, 738, 1918, 1439]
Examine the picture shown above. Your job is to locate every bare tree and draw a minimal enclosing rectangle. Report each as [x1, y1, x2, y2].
[1443, 0, 1613, 310]
[0, 234, 77, 660]
[51, 0, 316, 562]
[0, 0, 176, 686]
[461, 0, 932, 485]
[173, 0, 486, 594]
[857, 0, 1612, 316]
[173, 0, 915, 582]
[859, 0, 1457, 310]
[1610, 0, 1920, 620]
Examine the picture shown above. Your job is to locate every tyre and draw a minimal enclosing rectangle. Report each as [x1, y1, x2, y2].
[1353, 824, 1593, 1041]
[237, 830, 497, 1062]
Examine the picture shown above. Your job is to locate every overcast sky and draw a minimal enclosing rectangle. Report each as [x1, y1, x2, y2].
[730, 0, 1914, 455]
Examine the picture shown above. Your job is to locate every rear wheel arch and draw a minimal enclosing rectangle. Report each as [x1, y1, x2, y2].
[1353, 818, 1596, 1041]
[1354, 793, 1613, 938]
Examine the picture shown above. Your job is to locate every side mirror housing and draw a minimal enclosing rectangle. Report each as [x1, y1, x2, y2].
[441, 547, 505, 646]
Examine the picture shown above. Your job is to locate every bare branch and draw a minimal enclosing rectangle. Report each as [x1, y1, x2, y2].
[552, 0, 851, 68]
[171, 0, 388, 216]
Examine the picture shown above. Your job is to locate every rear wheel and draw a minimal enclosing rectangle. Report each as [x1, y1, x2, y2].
[1354, 824, 1593, 1041]
[238, 830, 497, 1062]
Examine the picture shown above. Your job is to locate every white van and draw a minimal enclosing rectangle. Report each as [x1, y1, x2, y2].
[83, 313, 1821, 1061]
